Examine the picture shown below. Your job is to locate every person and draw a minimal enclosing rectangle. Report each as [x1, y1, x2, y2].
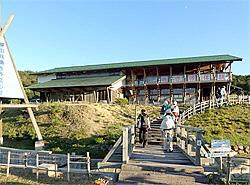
[137, 109, 151, 148]
[216, 87, 222, 107]
[220, 86, 227, 105]
[160, 99, 172, 115]
[160, 109, 175, 152]
[172, 101, 179, 124]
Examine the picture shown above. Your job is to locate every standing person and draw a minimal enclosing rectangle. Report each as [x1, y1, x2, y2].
[137, 109, 151, 148]
[172, 101, 179, 124]
[160, 110, 175, 152]
[220, 86, 227, 106]
[216, 87, 222, 107]
[160, 99, 172, 115]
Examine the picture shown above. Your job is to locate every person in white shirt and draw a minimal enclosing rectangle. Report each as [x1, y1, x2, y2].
[220, 86, 227, 106]
[160, 109, 175, 152]
[172, 101, 179, 123]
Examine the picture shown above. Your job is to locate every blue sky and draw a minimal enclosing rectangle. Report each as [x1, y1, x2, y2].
[2, 0, 250, 74]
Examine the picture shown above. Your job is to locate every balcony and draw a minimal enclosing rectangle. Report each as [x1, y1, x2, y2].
[130, 72, 230, 86]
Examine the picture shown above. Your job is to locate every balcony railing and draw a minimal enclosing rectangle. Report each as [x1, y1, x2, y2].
[130, 72, 230, 86]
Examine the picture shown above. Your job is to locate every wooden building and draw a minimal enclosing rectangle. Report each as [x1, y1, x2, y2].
[29, 54, 242, 104]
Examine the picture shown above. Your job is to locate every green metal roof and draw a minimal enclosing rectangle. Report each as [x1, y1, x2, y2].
[36, 54, 242, 75]
[28, 75, 125, 89]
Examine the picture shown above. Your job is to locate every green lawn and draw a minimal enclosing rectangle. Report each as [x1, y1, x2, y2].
[185, 104, 250, 147]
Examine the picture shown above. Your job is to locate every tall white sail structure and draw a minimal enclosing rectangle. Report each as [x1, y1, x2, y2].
[0, 36, 25, 99]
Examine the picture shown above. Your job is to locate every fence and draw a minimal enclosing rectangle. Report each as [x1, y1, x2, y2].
[176, 95, 250, 183]
[0, 150, 91, 182]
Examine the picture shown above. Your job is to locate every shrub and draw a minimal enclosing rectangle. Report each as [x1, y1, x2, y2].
[114, 98, 129, 106]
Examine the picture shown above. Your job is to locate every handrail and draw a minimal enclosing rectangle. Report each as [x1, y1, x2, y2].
[176, 95, 250, 166]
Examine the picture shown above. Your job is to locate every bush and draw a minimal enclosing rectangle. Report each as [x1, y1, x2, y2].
[114, 98, 129, 106]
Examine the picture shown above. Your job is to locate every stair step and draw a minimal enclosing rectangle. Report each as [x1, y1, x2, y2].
[118, 170, 196, 185]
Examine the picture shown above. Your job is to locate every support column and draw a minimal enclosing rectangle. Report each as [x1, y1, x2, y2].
[156, 67, 161, 103]
[183, 65, 186, 104]
[228, 62, 232, 94]
[107, 88, 110, 103]
[170, 65, 173, 103]
[143, 68, 148, 104]
[131, 69, 136, 103]
[197, 65, 201, 102]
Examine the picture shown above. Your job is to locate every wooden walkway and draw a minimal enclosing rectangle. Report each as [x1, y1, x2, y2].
[117, 121, 209, 185]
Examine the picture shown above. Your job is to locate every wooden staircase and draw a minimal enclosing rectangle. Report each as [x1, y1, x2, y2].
[117, 119, 209, 185]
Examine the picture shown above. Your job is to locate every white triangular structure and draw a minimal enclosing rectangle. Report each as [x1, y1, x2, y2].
[0, 36, 24, 99]
[0, 15, 43, 150]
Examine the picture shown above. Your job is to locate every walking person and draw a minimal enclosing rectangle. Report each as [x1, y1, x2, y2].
[137, 109, 151, 148]
[172, 101, 179, 124]
[216, 87, 222, 107]
[220, 85, 227, 106]
[160, 109, 175, 152]
[160, 99, 172, 115]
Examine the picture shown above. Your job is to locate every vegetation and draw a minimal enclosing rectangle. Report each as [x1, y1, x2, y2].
[0, 167, 104, 185]
[185, 104, 250, 147]
[18, 70, 39, 99]
[232, 75, 250, 93]
[2, 102, 159, 158]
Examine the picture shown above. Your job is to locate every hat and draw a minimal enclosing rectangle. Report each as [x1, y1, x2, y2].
[173, 101, 177, 105]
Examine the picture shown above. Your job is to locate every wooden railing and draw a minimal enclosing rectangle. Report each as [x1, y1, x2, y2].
[176, 95, 250, 166]
[98, 125, 136, 168]
[99, 94, 250, 168]
[0, 150, 91, 181]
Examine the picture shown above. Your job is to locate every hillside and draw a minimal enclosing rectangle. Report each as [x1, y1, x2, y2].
[3, 102, 159, 158]
[185, 104, 250, 155]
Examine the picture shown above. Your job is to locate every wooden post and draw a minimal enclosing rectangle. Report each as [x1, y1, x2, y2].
[6, 151, 10, 177]
[6, 38, 44, 146]
[193, 103, 196, 115]
[93, 90, 97, 103]
[195, 131, 202, 166]
[170, 65, 173, 103]
[122, 127, 129, 163]
[36, 153, 39, 181]
[197, 65, 201, 102]
[86, 152, 91, 178]
[226, 154, 231, 184]
[67, 153, 70, 182]
[183, 65, 186, 104]
[106, 88, 110, 103]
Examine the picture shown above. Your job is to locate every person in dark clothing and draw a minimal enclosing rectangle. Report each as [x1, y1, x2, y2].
[137, 109, 151, 148]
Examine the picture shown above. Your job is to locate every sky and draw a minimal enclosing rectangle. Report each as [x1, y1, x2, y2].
[1, 0, 250, 75]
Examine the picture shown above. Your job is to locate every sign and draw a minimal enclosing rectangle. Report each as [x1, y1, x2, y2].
[0, 37, 24, 99]
[209, 152, 229, 158]
[211, 140, 231, 152]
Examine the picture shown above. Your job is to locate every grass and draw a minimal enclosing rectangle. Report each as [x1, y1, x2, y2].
[0, 167, 107, 185]
[185, 104, 250, 148]
[1, 102, 160, 159]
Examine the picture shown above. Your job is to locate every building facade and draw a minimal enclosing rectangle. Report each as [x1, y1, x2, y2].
[29, 54, 242, 104]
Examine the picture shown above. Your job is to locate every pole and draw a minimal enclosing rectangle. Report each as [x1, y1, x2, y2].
[67, 153, 70, 182]
[4, 37, 43, 144]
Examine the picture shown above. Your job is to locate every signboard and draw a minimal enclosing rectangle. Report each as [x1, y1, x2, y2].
[211, 140, 231, 152]
[0, 37, 24, 99]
